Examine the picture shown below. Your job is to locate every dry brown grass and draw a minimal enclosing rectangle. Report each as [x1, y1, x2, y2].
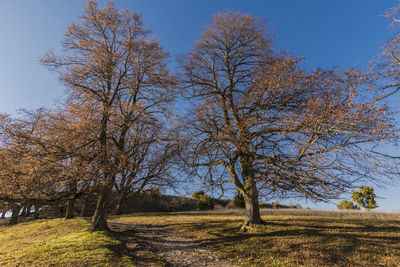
[112, 209, 400, 266]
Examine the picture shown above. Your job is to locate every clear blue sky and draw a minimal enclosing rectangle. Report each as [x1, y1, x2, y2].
[0, 0, 399, 211]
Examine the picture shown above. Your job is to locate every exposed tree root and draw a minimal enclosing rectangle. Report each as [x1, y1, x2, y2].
[240, 219, 266, 232]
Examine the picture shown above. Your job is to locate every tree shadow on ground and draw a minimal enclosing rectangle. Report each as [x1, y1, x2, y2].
[106, 216, 400, 266]
[107, 222, 164, 266]
[108, 222, 192, 266]
[178, 218, 400, 266]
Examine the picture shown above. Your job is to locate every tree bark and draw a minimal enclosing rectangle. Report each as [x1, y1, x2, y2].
[241, 181, 263, 231]
[65, 198, 75, 219]
[91, 107, 113, 232]
[112, 190, 126, 215]
[80, 197, 89, 217]
[113, 198, 123, 215]
[91, 180, 113, 231]
[8, 205, 21, 225]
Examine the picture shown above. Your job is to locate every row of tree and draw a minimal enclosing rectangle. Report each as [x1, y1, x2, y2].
[1, 1, 400, 231]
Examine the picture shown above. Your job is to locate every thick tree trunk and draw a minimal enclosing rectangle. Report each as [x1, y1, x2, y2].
[241, 181, 263, 231]
[65, 181, 77, 219]
[65, 198, 76, 219]
[91, 181, 113, 231]
[238, 153, 264, 231]
[91, 109, 114, 231]
[8, 205, 21, 225]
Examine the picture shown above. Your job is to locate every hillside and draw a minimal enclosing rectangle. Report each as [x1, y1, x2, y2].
[0, 218, 133, 266]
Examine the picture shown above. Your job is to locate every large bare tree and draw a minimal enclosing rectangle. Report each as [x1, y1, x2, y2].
[41, 1, 176, 230]
[179, 12, 394, 229]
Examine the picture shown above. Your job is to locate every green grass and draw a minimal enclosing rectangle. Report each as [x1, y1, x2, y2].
[2, 210, 399, 266]
[0, 218, 134, 266]
[112, 209, 400, 266]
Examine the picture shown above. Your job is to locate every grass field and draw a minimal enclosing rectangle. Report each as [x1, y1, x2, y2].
[112, 209, 400, 266]
[1, 209, 399, 266]
[0, 218, 133, 266]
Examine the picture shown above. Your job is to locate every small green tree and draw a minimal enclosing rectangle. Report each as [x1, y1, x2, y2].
[351, 186, 377, 211]
[337, 200, 360, 210]
[197, 195, 214, 210]
[192, 190, 206, 199]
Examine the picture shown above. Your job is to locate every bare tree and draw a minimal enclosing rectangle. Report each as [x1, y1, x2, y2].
[41, 1, 176, 230]
[179, 12, 394, 229]
[112, 115, 179, 214]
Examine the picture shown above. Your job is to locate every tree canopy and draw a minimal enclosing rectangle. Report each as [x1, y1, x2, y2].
[352, 186, 377, 211]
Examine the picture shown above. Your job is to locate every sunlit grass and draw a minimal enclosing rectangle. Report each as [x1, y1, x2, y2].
[112, 209, 400, 266]
[0, 218, 134, 266]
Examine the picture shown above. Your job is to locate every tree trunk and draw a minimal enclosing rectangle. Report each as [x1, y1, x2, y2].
[0, 207, 6, 219]
[8, 205, 21, 225]
[80, 197, 89, 217]
[238, 153, 264, 231]
[20, 206, 27, 217]
[33, 204, 40, 220]
[241, 181, 263, 231]
[26, 204, 32, 217]
[65, 198, 76, 219]
[112, 191, 126, 215]
[91, 180, 113, 231]
[113, 198, 122, 215]
[21, 204, 32, 217]
[91, 109, 114, 231]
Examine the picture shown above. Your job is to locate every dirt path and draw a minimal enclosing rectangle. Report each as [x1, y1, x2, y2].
[108, 222, 233, 267]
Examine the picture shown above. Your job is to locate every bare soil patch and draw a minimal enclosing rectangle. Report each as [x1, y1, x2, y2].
[108, 221, 232, 267]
